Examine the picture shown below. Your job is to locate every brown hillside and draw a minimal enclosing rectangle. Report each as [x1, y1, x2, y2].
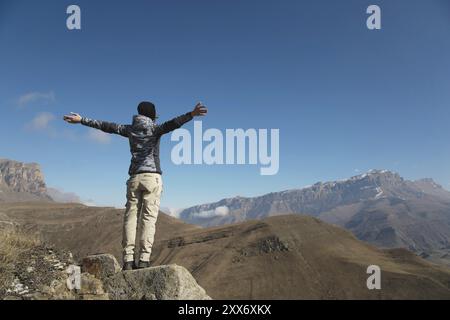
[1, 202, 449, 299]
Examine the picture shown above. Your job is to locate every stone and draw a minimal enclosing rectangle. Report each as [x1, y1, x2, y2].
[0, 246, 211, 300]
[47, 279, 76, 300]
[3, 296, 23, 300]
[81, 254, 121, 281]
[105, 264, 211, 300]
[0, 159, 49, 198]
[79, 273, 109, 300]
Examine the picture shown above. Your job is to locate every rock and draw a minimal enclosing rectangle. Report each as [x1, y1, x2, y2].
[22, 292, 49, 300]
[3, 296, 23, 300]
[78, 273, 109, 300]
[81, 254, 210, 300]
[81, 254, 121, 281]
[105, 264, 211, 300]
[1, 247, 210, 300]
[45, 279, 76, 300]
[0, 159, 50, 199]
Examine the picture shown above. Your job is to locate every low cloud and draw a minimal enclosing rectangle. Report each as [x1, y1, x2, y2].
[47, 186, 99, 207]
[160, 207, 185, 218]
[191, 206, 230, 219]
[47, 187, 81, 203]
[17, 91, 55, 107]
[87, 128, 111, 144]
[26, 112, 55, 131]
[82, 199, 99, 207]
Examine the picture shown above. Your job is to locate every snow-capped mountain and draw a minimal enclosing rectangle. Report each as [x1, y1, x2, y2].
[179, 170, 450, 266]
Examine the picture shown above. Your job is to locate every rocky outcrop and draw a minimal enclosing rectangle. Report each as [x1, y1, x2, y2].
[0, 159, 47, 195]
[0, 158, 83, 203]
[81, 254, 210, 300]
[81, 254, 121, 280]
[2, 252, 210, 300]
[0, 159, 51, 201]
[105, 264, 211, 300]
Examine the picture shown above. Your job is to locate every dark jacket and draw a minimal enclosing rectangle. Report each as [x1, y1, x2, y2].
[81, 112, 193, 175]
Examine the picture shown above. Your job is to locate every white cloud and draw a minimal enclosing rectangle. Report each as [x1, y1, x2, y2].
[87, 128, 111, 144]
[82, 199, 99, 207]
[26, 112, 55, 130]
[47, 187, 81, 203]
[191, 206, 230, 219]
[17, 91, 55, 107]
[160, 207, 184, 218]
[47, 186, 100, 207]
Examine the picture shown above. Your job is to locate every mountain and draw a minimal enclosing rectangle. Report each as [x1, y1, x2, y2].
[1, 202, 449, 299]
[178, 170, 450, 266]
[0, 159, 52, 202]
[0, 158, 84, 204]
[150, 214, 450, 299]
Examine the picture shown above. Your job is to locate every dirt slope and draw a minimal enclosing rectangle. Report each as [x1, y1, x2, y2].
[1, 202, 449, 299]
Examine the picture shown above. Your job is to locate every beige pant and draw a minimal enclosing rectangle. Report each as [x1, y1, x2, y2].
[123, 173, 163, 263]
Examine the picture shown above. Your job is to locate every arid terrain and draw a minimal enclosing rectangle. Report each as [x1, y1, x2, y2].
[1, 201, 450, 299]
[179, 170, 450, 267]
[1, 158, 450, 299]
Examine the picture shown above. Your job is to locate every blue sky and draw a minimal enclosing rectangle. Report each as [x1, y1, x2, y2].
[1, 0, 449, 209]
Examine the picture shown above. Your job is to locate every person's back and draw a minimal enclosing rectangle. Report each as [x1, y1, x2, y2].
[128, 114, 162, 175]
[63, 101, 207, 270]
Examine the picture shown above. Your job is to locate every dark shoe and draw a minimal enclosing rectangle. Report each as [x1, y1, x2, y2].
[137, 261, 150, 269]
[123, 261, 135, 271]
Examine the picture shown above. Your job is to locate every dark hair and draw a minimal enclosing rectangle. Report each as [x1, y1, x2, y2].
[137, 101, 156, 120]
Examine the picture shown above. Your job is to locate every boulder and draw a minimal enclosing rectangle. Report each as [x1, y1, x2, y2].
[1, 245, 211, 300]
[81, 254, 121, 281]
[78, 253, 210, 300]
[105, 264, 211, 300]
[78, 273, 109, 300]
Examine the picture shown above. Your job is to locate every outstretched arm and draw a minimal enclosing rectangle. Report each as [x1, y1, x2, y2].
[154, 102, 208, 136]
[63, 112, 130, 138]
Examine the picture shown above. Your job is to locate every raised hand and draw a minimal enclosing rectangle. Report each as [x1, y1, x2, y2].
[191, 102, 208, 117]
[63, 112, 82, 124]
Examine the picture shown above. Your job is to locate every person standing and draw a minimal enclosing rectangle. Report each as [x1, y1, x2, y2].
[64, 101, 207, 269]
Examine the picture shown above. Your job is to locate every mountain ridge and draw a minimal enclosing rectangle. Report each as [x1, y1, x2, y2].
[0, 158, 83, 204]
[178, 169, 450, 266]
[185, 169, 445, 201]
[0, 159, 52, 202]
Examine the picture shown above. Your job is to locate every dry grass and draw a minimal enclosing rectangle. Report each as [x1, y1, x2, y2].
[0, 228, 40, 293]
